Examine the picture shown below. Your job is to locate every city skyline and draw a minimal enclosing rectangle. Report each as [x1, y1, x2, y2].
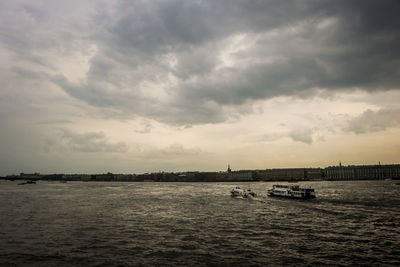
[4, 161, 400, 177]
[1, 0, 400, 176]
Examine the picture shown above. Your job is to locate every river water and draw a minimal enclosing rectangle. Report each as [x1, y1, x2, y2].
[0, 180, 399, 266]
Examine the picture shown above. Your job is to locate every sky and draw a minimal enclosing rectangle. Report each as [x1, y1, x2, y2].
[1, 0, 400, 175]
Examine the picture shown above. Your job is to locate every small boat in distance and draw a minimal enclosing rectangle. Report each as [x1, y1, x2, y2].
[18, 180, 36, 185]
[267, 184, 316, 199]
[231, 187, 256, 198]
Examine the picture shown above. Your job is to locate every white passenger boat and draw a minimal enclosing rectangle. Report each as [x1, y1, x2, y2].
[231, 187, 256, 198]
[267, 184, 316, 199]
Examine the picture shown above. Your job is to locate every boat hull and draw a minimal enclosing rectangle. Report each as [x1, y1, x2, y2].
[267, 191, 315, 199]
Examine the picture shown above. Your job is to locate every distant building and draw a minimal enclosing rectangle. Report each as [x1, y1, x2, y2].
[63, 174, 91, 181]
[325, 163, 400, 180]
[91, 172, 115, 181]
[305, 168, 324, 180]
[229, 170, 254, 181]
[256, 168, 306, 181]
[20, 172, 42, 180]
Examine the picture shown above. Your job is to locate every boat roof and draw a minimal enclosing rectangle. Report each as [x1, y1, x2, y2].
[272, 184, 314, 190]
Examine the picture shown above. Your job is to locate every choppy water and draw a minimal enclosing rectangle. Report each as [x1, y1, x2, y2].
[0, 180, 399, 266]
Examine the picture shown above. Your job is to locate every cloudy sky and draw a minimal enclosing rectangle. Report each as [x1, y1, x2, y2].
[1, 0, 400, 175]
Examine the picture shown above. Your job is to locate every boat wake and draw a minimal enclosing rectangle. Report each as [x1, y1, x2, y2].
[231, 194, 267, 203]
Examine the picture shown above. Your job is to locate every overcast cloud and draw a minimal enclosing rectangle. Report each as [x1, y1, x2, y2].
[1, 0, 399, 125]
[344, 108, 400, 134]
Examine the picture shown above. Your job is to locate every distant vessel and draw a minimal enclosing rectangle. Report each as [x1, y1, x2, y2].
[18, 180, 36, 185]
[267, 184, 316, 199]
[231, 187, 256, 198]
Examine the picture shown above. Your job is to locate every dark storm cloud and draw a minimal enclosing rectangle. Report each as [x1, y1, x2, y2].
[4, 0, 398, 125]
